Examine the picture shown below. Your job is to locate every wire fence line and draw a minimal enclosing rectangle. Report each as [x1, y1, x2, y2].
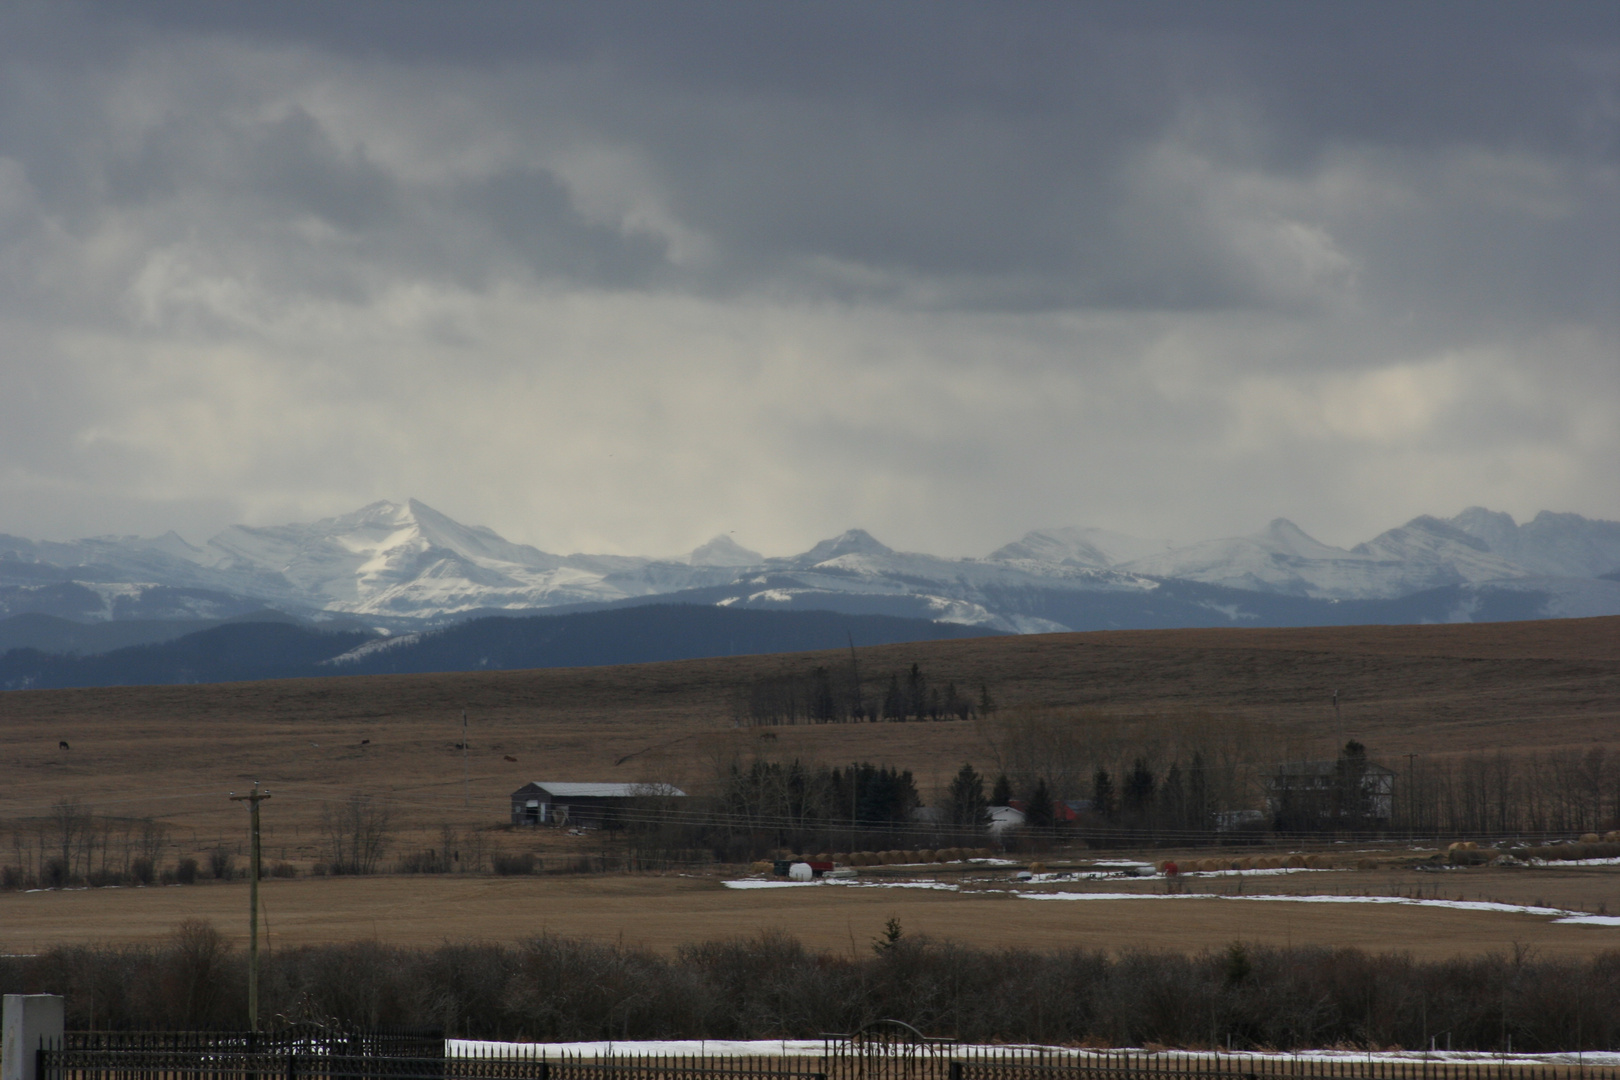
[32, 1033, 1620, 1080]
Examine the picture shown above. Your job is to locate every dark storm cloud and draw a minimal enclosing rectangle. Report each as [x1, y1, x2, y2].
[16, 1, 1613, 314]
[0, 1, 1613, 552]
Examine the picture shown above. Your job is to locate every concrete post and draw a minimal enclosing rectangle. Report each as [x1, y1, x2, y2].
[2, 995, 65, 1080]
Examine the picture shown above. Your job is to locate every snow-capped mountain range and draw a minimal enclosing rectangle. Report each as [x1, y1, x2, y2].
[3, 500, 1619, 634]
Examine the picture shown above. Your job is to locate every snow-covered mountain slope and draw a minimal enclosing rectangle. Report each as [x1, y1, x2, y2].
[1113, 515, 1554, 601]
[197, 499, 745, 617]
[987, 527, 1172, 568]
[1448, 507, 1620, 578]
[686, 535, 763, 566]
[1116, 519, 1403, 599]
[2, 501, 1618, 632]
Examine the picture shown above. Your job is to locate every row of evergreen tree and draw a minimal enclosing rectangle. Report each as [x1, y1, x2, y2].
[738, 662, 993, 724]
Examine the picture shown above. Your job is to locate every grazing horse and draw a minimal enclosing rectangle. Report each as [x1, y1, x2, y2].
[59, 740, 70, 750]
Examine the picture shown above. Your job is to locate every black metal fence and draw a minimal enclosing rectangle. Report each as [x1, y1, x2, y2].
[60, 1027, 445, 1059]
[32, 1031, 1620, 1080]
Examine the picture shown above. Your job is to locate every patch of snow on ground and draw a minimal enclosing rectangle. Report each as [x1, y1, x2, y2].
[1182, 866, 1340, 878]
[723, 879, 961, 891]
[1016, 890, 1615, 923]
[451, 1040, 834, 1058]
[721, 880, 824, 889]
[449, 1041, 1620, 1067]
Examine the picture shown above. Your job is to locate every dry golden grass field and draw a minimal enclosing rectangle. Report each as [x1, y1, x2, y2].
[1, 864, 1616, 960]
[2, 615, 1617, 955]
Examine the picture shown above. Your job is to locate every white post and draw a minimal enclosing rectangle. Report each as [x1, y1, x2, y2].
[2, 994, 65, 1080]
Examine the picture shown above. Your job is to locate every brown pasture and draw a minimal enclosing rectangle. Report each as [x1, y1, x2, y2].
[1, 615, 1617, 954]
[1, 865, 1617, 960]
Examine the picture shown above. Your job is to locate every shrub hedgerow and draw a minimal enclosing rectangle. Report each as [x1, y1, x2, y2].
[1, 926, 1615, 1051]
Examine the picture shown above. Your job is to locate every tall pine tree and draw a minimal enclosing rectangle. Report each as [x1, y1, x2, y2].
[945, 763, 988, 830]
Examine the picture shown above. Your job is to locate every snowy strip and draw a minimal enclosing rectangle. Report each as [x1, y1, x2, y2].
[723, 879, 961, 891]
[448, 1041, 1620, 1067]
[450, 1040, 835, 1058]
[720, 880, 1616, 924]
[1014, 890, 1616, 923]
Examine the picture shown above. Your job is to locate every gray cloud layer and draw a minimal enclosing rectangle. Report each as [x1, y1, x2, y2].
[1, 2, 1615, 555]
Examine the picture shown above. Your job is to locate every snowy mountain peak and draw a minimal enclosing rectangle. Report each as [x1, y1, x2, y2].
[4, 500, 1619, 631]
[1450, 506, 1519, 549]
[687, 534, 763, 567]
[797, 529, 894, 564]
[1255, 518, 1341, 558]
[988, 526, 1171, 567]
[1448, 507, 1620, 577]
[988, 529, 1113, 567]
[1406, 515, 1492, 553]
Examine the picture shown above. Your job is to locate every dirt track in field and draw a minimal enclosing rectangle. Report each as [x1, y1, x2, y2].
[3, 867, 1616, 960]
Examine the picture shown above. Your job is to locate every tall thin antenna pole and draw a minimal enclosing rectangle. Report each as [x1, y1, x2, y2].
[462, 711, 470, 808]
[229, 782, 271, 1033]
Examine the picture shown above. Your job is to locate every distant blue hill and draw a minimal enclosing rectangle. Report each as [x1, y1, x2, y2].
[0, 605, 1003, 690]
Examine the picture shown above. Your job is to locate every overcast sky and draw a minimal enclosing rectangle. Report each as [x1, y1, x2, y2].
[1, 1, 1615, 557]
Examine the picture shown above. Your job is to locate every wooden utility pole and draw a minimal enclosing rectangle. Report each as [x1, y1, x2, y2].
[462, 711, 470, 808]
[229, 782, 271, 1032]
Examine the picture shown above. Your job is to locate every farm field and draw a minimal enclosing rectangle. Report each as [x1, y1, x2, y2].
[1, 615, 1617, 960]
[3, 615, 1617, 858]
[1, 863, 1616, 959]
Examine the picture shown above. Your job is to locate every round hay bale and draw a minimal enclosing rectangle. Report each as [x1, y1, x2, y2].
[1238, 857, 1254, 871]
[831, 853, 849, 865]
[977, 847, 995, 858]
[1605, 831, 1620, 842]
[1303, 854, 1325, 869]
[1580, 833, 1601, 844]
[943, 847, 963, 862]
[1028, 861, 1047, 874]
[814, 852, 832, 862]
[849, 852, 871, 867]
[884, 850, 906, 865]
[1356, 858, 1377, 870]
[1285, 854, 1306, 869]
[749, 861, 772, 874]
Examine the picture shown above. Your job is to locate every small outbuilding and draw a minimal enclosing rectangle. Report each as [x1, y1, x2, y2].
[510, 781, 686, 827]
[986, 805, 1026, 835]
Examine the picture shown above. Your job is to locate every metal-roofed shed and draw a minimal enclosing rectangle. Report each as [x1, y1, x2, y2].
[510, 781, 686, 827]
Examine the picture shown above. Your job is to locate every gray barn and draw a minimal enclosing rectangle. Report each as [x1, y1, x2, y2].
[510, 781, 686, 827]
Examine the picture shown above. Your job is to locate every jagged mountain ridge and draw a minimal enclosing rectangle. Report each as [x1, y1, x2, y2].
[1, 501, 1618, 633]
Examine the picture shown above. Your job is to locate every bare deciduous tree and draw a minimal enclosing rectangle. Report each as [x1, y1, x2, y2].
[319, 794, 395, 874]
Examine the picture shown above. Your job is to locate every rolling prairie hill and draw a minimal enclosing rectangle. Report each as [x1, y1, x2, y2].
[2, 616, 1615, 856]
